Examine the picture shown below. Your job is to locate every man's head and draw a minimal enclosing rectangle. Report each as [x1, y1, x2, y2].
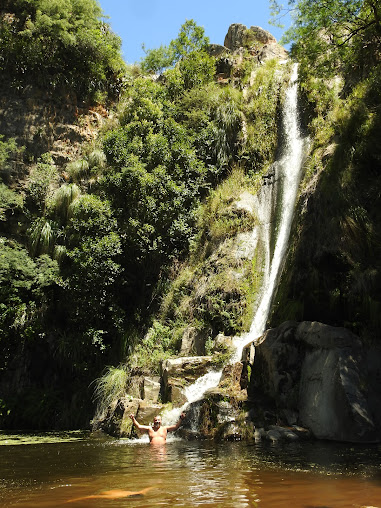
[153, 415, 162, 430]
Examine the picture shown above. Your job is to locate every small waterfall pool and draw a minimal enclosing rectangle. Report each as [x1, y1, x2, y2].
[1, 431, 381, 507]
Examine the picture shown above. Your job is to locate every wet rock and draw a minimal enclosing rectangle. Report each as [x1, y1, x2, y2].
[180, 387, 251, 441]
[268, 425, 299, 441]
[137, 401, 163, 425]
[162, 356, 214, 382]
[219, 362, 248, 394]
[95, 396, 140, 438]
[266, 428, 281, 442]
[219, 421, 243, 440]
[165, 380, 188, 406]
[254, 427, 266, 442]
[161, 356, 215, 405]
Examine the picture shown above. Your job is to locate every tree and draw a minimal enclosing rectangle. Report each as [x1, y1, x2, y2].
[0, 0, 126, 100]
[169, 19, 210, 61]
[0, 240, 59, 368]
[270, 0, 381, 76]
[140, 19, 210, 74]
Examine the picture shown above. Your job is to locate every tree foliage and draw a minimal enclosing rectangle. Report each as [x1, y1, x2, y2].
[141, 19, 211, 74]
[0, 239, 58, 364]
[0, 15, 286, 429]
[271, 0, 381, 78]
[0, 0, 126, 100]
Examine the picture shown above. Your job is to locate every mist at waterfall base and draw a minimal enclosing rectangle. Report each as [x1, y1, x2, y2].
[2, 431, 381, 507]
[163, 63, 308, 428]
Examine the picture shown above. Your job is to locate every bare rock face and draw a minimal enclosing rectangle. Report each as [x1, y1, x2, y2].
[224, 23, 247, 51]
[136, 401, 163, 426]
[223, 23, 288, 63]
[179, 326, 207, 356]
[246, 321, 380, 443]
[0, 83, 109, 181]
[207, 43, 231, 57]
[248, 26, 276, 45]
[259, 44, 288, 62]
[161, 356, 215, 405]
[141, 376, 161, 402]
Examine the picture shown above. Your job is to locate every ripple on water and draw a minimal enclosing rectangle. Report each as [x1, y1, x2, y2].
[1, 436, 381, 507]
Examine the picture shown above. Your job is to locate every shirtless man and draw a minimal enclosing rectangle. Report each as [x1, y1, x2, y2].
[129, 412, 186, 444]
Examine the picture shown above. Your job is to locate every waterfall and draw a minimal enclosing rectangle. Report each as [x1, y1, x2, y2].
[164, 63, 307, 426]
[233, 61, 306, 358]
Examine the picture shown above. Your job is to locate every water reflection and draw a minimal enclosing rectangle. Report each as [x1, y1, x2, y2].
[1, 434, 381, 507]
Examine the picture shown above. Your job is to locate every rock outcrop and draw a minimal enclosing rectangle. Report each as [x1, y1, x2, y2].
[161, 356, 215, 405]
[0, 83, 109, 181]
[223, 23, 288, 62]
[224, 23, 248, 51]
[244, 321, 381, 442]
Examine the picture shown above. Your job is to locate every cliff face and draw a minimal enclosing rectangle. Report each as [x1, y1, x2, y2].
[0, 85, 109, 183]
[269, 65, 381, 345]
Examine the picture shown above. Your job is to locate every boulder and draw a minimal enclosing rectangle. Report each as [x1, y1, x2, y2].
[95, 396, 140, 438]
[136, 401, 163, 425]
[165, 380, 188, 406]
[207, 43, 231, 57]
[162, 356, 214, 384]
[141, 376, 161, 402]
[259, 44, 288, 63]
[179, 326, 207, 356]
[161, 356, 214, 405]
[224, 23, 247, 51]
[247, 321, 380, 442]
[212, 333, 235, 355]
[248, 26, 277, 45]
[219, 362, 247, 394]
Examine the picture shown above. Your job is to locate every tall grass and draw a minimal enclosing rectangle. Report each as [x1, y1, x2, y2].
[50, 183, 81, 222]
[29, 218, 56, 256]
[92, 365, 129, 418]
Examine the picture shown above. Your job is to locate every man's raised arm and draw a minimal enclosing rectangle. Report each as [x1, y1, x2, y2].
[165, 412, 186, 432]
[129, 414, 151, 432]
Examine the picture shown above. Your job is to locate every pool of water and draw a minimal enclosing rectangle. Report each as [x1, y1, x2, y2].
[1, 431, 381, 507]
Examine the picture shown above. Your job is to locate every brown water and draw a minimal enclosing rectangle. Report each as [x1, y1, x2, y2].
[1, 432, 381, 507]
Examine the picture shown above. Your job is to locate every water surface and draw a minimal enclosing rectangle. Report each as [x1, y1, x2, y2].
[1, 432, 381, 507]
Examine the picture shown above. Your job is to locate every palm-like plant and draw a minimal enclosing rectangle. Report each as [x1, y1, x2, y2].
[29, 217, 56, 256]
[50, 184, 81, 222]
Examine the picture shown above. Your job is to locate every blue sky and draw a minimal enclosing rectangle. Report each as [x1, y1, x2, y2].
[98, 0, 291, 65]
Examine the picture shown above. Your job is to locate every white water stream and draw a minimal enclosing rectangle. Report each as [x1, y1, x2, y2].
[163, 63, 307, 427]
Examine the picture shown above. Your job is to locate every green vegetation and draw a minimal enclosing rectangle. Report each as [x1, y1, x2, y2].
[141, 19, 211, 74]
[0, 0, 126, 101]
[269, 0, 381, 342]
[92, 364, 129, 417]
[0, 8, 291, 429]
[156, 165, 265, 348]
